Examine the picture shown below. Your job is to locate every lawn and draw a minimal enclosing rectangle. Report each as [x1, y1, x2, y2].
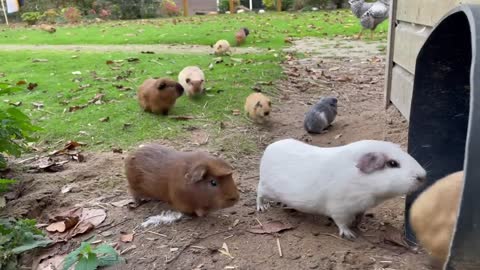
[0, 11, 388, 49]
[0, 51, 281, 150]
[0, 10, 389, 152]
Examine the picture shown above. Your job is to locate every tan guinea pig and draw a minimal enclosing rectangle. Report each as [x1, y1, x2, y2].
[244, 92, 271, 123]
[125, 143, 240, 217]
[178, 66, 205, 98]
[409, 171, 464, 267]
[137, 77, 184, 115]
[39, 24, 56, 33]
[213, 39, 231, 55]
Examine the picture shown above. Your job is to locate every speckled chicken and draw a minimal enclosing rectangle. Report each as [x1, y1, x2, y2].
[349, 0, 390, 39]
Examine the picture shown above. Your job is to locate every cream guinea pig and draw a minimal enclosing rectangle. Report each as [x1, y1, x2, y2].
[178, 66, 206, 98]
[256, 139, 427, 239]
[409, 171, 464, 267]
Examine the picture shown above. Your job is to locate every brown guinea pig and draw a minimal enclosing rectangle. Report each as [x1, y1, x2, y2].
[244, 92, 271, 123]
[137, 78, 184, 115]
[125, 143, 240, 217]
[39, 24, 56, 33]
[235, 27, 249, 46]
[409, 171, 464, 267]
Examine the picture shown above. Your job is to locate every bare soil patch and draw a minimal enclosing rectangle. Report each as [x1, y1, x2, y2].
[1, 38, 432, 270]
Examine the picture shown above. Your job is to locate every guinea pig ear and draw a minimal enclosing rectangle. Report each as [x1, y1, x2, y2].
[356, 152, 386, 174]
[186, 164, 207, 183]
[268, 101, 272, 107]
[175, 83, 184, 96]
[157, 81, 167, 90]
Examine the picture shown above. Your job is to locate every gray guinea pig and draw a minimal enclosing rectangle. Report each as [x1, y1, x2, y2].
[304, 96, 338, 134]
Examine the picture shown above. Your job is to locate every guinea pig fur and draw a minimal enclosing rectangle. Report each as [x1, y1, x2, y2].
[235, 27, 250, 46]
[256, 139, 426, 239]
[178, 66, 205, 98]
[409, 171, 464, 267]
[244, 92, 271, 123]
[304, 96, 337, 134]
[137, 78, 184, 115]
[213, 39, 231, 55]
[125, 143, 240, 217]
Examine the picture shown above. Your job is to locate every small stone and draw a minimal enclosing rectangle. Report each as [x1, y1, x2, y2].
[247, 210, 255, 215]
[290, 254, 301, 260]
[308, 262, 319, 269]
[212, 258, 218, 263]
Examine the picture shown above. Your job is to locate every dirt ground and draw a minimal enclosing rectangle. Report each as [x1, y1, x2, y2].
[1, 38, 434, 270]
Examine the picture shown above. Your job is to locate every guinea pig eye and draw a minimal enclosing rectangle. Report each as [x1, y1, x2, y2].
[387, 160, 400, 168]
[210, 179, 218, 187]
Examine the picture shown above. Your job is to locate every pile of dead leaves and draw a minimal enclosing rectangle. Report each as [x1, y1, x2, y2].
[44, 207, 107, 242]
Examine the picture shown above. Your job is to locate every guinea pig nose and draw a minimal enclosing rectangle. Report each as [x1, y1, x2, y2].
[416, 175, 427, 182]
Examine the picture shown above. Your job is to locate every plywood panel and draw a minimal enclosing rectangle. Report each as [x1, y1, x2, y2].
[390, 65, 414, 120]
[392, 22, 431, 74]
[396, 0, 480, 26]
[384, 0, 398, 107]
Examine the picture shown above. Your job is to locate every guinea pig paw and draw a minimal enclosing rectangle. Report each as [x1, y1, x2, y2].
[338, 226, 357, 240]
[256, 202, 270, 212]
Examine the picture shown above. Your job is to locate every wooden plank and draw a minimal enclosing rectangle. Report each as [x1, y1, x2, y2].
[384, 0, 398, 108]
[277, 0, 282, 11]
[390, 65, 414, 120]
[230, 0, 235, 13]
[183, 0, 188, 16]
[396, 0, 480, 26]
[392, 23, 431, 74]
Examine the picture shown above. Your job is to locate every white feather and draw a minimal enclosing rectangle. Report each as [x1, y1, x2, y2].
[141, 210, 184, 227]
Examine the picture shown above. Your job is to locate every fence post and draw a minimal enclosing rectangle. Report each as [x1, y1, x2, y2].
[277, 0, 282, 11]
[229, 0, 235, 14]
[183, 0, 188, 16]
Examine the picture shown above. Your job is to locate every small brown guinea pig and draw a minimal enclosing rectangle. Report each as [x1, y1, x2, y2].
[125, 143, 240, 217]
[409, 171, 464, 267]
[137, 78, 184, 115]
[244, 92, 271, 123]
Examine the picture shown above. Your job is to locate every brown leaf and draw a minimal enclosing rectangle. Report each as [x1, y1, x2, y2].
[112, 147, 123, 154]
[27, 83, 38, 91]
[120, 232, 134, 243]
[9, 101, 22, 107]
[141, 51, 155, 54]
[46, 216, 79, 233]
[232, 109, 241, 116]
[106, 60, 114, 65]
[88, 93, 105, 104]
[168, 115, 195, 120]
[69, 208, 107, 238]
[68, 105, 87, 112]
[99, 117, 110, 122]
[113, 84, 133, 91]
[247, 221, 294, 234]
[382, 224, 410, 249]
[126, 57, 140, 63]
[32, 102, 44, 109]
[69, 153, 85, 162]
[111, 198, 133, 207]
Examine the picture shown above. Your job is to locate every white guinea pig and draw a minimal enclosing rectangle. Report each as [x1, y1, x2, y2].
[256, 139, 427, 239]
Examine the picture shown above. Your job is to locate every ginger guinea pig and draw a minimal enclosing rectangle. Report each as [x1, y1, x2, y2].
[137, 77, 184, 115]
[178, 66, 205, 98]
[125, 143, 240, 217]
[244, 92, 271, 123]
[39, 24, 56, 33]
[213, 39, 231, 55]
[409, 171, 464, 267]
[235, 27, 250, 46]
[257, 139, 426, 239]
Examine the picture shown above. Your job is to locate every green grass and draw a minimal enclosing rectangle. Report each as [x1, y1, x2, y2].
[0, 11, 388, 49]
[0, 51, 281, 150]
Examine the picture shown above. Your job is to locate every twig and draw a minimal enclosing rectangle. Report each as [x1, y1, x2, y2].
[276, 238, 283, 257]
[146, 231, 168, 238]
[242, 174, 259, 181]
[165, 230, 232, 265]
[255, 218, 264, 228]
[319, 233, 346, 241]
[97, 219, 130, 234]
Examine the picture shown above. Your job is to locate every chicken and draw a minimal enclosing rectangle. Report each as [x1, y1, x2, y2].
[349, 0, 390, 40]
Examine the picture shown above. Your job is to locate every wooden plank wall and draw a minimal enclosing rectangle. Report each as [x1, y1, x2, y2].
[385, 0, 480, 120]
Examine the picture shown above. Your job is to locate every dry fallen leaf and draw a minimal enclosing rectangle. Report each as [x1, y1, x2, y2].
[218, 242, 234, 259]
[232, 109, 241, 116]
[37, 254, 66, 270]
[99, 117, 110, 122]
[120, 232, 134, 243]
[328, 67, 340, 71]
[32, 59, 49, 63]
[382, 224, 410, 249]
[112, 147, 123, 154]
[69, 208, 107, 238]
[27, 82, 38, 91]
[111, 198, 134, 207]
[32, 102, 44, 109]
[46, 216, 79, 233]
[334, 134, 343, 140]
[9, 101, 22, 107]
[61, 183, 78, 194]
[247, 221, 294, 234]
[168, 115, 195, 120]
[68, 105, 87, 112]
